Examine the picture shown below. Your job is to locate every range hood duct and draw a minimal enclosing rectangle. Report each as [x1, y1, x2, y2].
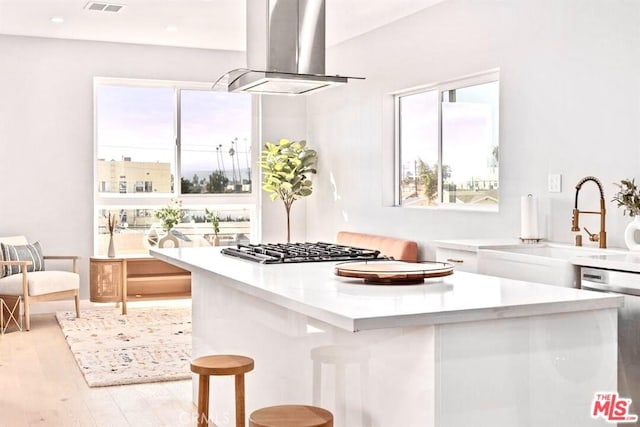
[213, 0, 363, 95]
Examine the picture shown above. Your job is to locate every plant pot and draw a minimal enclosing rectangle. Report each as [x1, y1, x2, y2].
[158, 231, 179, 248]
[624, 216, 640, 250]
[107, 235, 116, 257]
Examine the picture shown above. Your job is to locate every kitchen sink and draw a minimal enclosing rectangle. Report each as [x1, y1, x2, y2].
[477, 243, 626, 287]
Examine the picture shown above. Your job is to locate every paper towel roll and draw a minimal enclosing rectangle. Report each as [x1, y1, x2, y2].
[520, 194, 539, 239]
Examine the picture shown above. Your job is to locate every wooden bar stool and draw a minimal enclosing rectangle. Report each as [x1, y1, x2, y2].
[191, 354, 255, 427]
[249, 405, 333, 427]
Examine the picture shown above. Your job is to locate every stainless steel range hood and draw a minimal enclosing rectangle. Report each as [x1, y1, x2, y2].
[213, 0, 363, 95]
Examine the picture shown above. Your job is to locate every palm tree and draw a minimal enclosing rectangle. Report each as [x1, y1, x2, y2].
[232, 137, 242, 184]
[218, 144, 227, 188]
[215, 145, 223, 173]
[229, 141, 237, 186]
[243, 137, 251, 185]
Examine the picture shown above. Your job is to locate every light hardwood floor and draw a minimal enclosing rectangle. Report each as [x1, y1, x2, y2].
[0, 313, 199, 427]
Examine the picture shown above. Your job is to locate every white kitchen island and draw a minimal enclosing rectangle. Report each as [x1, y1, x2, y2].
[151, 247, 623, 427]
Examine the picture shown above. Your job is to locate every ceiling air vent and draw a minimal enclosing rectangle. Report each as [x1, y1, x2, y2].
[84, 2, 125, 13]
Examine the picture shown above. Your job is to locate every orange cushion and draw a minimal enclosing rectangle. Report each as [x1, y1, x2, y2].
[336, 231, 418, 262]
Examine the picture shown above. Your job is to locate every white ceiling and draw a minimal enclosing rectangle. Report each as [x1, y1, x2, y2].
[0, 0, 443, 51]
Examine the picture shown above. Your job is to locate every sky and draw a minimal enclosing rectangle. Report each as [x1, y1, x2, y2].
[96, 85, 251, 179]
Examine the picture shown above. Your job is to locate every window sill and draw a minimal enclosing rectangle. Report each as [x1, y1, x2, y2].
[396, 204, 499, 213]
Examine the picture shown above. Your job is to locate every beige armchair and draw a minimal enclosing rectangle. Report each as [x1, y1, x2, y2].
[0, 236, 80, 330]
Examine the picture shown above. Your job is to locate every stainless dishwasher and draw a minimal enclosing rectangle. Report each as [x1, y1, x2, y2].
[581, 267, 640, 413]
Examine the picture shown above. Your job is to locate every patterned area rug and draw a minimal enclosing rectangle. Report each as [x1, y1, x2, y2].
[56, 306, 191, 387]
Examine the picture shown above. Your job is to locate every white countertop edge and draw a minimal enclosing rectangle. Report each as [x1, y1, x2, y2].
[430, 239, 523, 252]
[354, 297, 623, 331]
[149, 249, 208, 276]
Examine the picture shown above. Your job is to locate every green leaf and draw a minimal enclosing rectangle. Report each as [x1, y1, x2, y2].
[258, 138, 318, 207]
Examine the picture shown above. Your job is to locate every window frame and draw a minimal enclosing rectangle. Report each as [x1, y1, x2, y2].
[393, 70, 500, 211]
[93, 77, 259, 254]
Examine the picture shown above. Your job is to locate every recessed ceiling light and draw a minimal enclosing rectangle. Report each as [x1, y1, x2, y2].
[50, 16, 65, 24]
[166, 25, 178, 32]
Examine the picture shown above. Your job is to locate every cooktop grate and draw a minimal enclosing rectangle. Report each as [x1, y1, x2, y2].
[220, 242, 387, 264]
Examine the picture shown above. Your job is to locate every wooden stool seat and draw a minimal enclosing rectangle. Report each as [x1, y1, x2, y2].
[191, 355, 255, 427]
[249, 405, 333, 427]
[191, 354, 255, 376]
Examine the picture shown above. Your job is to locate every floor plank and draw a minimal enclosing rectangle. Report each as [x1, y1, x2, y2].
[0, 313, 197, 427]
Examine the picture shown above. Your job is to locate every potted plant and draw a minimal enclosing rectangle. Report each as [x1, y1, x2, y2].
[613, 179, 640, 217]
[154, 198, 184, 232]
[154, 199, 184, 248]
[259, 139, 317, 243]
[612, 179, 640, 250]
[107, 212, 117, 257]
[204, 208, 221, 246]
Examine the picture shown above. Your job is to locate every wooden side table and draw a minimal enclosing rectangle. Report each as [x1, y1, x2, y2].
[90, 256, 126, 313]
[90, 255, 190, 315]
[0, 295, 22, 334]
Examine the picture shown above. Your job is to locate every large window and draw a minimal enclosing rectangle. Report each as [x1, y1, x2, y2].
[396, 71, 499, 209]
[94, 79, 255, 255]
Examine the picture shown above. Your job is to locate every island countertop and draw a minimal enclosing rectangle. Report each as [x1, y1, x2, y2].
[151, 246, 622, 332]
[571, 252, 640, 273]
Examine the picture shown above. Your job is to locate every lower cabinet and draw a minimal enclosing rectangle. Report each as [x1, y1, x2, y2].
[90, 255, 190, 314]
[435, 248, 478, 273]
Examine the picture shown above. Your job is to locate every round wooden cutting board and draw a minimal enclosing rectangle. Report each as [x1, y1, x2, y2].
[335, 260, 454, 285]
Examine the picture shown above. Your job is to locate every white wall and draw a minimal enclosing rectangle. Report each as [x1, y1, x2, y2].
[305, 0, 640, 258]
[0, 35, 291, 298]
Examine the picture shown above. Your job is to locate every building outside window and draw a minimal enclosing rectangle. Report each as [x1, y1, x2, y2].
[395, 71, 499, 209]
[94, 78, 255, 255]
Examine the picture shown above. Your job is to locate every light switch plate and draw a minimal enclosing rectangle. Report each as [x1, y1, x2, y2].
[548, 174, 562, 193]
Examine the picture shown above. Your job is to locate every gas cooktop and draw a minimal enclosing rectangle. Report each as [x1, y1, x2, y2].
[220, 242, 387, 264]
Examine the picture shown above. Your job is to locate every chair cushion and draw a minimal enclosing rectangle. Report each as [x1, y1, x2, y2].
[336, 231, 419, 262]
[1, 241, 45, 277]
[0, 271, 79, 296]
